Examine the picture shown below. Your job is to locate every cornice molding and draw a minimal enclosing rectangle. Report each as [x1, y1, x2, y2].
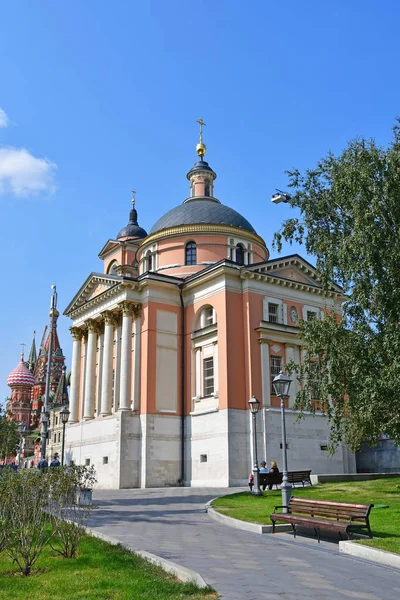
[138, 224, 267, 254]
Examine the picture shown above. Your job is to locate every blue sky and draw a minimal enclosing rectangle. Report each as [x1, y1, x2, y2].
[1, 0, 399, 403]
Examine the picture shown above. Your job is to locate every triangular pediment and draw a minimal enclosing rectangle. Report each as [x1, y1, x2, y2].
[248, 254, 343, 293]
[98, 239, 120, 258]
[63, 273, 121, 316]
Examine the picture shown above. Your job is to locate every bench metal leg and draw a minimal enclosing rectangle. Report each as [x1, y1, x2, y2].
[272, 520, 276, 533]
[315, 528, 320, 543]
[291, 523, 296, 538]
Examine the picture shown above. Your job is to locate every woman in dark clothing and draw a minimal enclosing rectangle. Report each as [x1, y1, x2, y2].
[268, 461, 279, 490]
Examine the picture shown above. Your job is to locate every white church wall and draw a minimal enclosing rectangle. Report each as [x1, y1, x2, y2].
[227, 409, 253, 486]
[140, 413, 181, 487]
[65, 414, 122, 489]
[188, 409, 230, 487]
[119, 412, 141, 488]
[265, 409, 356, 474]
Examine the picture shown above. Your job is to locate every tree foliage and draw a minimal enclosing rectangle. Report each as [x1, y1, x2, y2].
[0, 408, 19, 460]
[274, 122, 400, 449]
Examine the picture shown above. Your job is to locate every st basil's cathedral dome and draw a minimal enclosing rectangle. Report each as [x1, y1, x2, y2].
[7, 358, 35, 388]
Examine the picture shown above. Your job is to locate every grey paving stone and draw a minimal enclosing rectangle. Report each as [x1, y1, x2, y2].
[90, 487, 397, 600]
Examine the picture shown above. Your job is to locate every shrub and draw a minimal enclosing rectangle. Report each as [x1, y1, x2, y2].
[0, 468, 54, 576]
[48, 465, 97, 558]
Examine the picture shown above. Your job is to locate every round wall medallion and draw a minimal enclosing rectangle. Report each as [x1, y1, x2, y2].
[290, 306, 298, 323]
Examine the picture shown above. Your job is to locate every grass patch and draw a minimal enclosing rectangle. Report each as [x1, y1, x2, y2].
[211, 478, 400, 554]
[0, 534, 218, 600]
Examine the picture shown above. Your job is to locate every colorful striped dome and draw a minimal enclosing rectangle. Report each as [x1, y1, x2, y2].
[7, 358, 35, 388]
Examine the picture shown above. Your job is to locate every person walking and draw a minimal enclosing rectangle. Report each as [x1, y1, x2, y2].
[50, 453, 60, 468]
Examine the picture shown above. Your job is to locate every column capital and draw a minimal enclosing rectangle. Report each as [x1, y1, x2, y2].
[118, 301, 141, 318]
[259, 338, 272, 345]
[85, 319, 102, 334]
[70, 327, 83, 341]
[284, 343, 297, 349]
[102, 310, 119, 327]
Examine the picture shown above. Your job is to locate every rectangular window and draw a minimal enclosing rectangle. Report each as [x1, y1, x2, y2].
[203, 357, 214, 396]
[268, 303, 279, 323]
[58, 432, 61, 443]
[200, 454, 208, 463]
[270, 355, 282, 393]
[307, 310, 317, 321]
[85, 458, 91, 466]
[103, 456, 109, 465]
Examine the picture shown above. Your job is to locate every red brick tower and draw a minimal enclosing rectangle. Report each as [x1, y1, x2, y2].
[30, 308, 66, 428]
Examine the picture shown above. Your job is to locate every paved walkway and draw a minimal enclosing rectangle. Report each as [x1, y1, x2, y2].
[90, 487, 400, 600]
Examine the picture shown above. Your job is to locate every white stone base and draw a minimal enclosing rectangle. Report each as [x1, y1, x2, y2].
[65, 407, 355, 489]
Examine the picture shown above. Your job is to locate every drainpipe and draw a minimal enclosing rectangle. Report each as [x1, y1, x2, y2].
[179, 284, 185, 485]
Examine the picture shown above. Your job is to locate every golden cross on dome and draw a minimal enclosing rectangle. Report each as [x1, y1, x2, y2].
[131, 189, 136, 205]
[20, 342, 26, 358]
[196, 118, 206, 141]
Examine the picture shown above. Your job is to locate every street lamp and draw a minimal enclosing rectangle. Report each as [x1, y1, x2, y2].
[60, 407, 70, 466]
[248, 395, 262, 496]
[272, 370, 292, 512]
[17, 422, 26, 469]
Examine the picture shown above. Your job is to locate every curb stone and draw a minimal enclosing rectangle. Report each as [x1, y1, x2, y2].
[339, 540, 400, 570]
[205, 501, 292, 534]
[85, 526, 209, 589]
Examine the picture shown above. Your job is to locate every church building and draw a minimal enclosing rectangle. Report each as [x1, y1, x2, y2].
[64, 123, 355, 488]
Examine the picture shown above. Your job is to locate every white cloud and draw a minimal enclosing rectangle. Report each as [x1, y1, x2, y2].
[0, 147, 57, 197]
[0, 108, 9, 128]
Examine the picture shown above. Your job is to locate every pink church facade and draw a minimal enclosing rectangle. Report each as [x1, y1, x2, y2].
[64, 133, 355, 488]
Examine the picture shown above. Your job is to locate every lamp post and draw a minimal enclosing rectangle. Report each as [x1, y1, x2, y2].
[60, 406, 70, 466]
[248, 395, 262, 496]
[272, 370, 292, 512]
[17, 422, 26, 469]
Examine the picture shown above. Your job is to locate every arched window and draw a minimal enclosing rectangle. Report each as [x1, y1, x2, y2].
[107, 260, 118, 275]
[236, 244, 245, 266]
[185, 241, 197, 265]
[204, 183, 210, 196]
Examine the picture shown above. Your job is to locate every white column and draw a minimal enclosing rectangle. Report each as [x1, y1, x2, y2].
[100, 312, 116, 416]
[113, 323, 122, 412]
[260, 340, 271, 463]
[83, 320, 98, 420]
[69, 328, 82, 423]
[285, 344, 295, 408]
[118, 302, 136, 411]
[95, 330, 104, 416]
[133, 314, 141, 411]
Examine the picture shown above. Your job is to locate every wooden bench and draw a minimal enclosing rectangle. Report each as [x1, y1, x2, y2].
[270, 496, 373, 542]
[287, 470, 312, 486]
[259, 472, 283, 490]
[258, 470, 312, 490]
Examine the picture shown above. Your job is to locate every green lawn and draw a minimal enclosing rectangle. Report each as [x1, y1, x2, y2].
[0, 535, 217, 600]
[211, 478, 400, 554]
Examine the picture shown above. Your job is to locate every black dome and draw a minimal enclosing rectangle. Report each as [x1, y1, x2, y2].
[149, 199, 257, 235]
[117, 207, 148, 240]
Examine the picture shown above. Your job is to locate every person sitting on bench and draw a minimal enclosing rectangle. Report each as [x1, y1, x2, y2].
[266, 461, 279, 490]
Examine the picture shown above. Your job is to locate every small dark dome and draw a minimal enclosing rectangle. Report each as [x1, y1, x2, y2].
[150, 199, 257, 235]
[186, 159, 216, 178]
[117, 207, 148, 240]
